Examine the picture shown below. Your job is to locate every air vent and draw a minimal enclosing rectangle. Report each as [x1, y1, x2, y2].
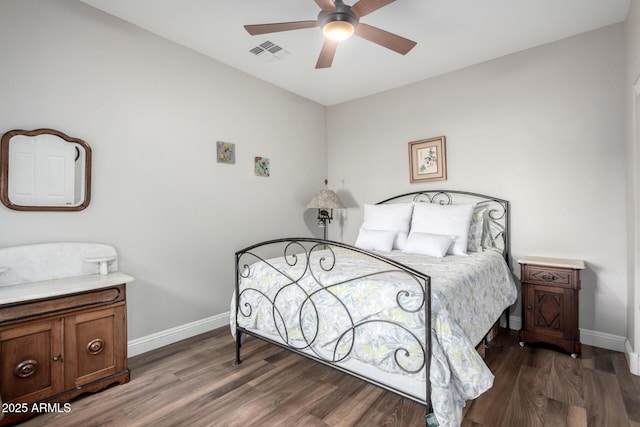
[249, 41, 290, 62]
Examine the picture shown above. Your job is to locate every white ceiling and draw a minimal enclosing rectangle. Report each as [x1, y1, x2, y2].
[79, 0, 630, 106]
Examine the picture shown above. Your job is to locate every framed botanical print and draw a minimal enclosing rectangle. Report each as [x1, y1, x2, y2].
[408, 136, 447, 183]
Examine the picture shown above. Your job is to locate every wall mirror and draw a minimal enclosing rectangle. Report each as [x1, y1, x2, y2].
[0, 128, 92, 211]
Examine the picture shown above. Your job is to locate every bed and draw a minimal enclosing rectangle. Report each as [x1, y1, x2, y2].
[231, 190, 517, 426]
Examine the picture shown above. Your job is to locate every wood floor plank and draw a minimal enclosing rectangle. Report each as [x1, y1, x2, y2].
[499, 365, 545, 427]
[564, 404, 588, 427]
[542, 398, 586, 427]
[174, 383, 267, 427]
[583, 367, 628, 427]
[464, 339, 527, 426]
[16, 329, 640, 427]
[593, 352, 616, 374]
[545, 350, 584, 407]
[612, 352, 640, 423]
[321, 384, 386, 425]
[248, 357, 316, 390]
[309, 378, 367, 420]
[350, 393, 411, 427]
[257, 381, 338, 426]
[209, 380, 281, 423]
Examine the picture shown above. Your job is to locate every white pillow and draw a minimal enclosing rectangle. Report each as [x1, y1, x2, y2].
[410, 203, 475, 255]
[403, 232, 454, 257]
[355, 228, 396, 251]
[361, 203, 414, 250]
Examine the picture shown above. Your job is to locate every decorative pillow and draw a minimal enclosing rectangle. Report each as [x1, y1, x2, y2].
[410, 203, 475, 256]
[361, 203, 414, 250]
[354, 228, 396, 252]
[403, 232, 454, 257]
[482, 217, 504, 253]
[467, 208, 486, 252]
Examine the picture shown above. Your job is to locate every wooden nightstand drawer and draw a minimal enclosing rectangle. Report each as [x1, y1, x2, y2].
[522, 265, 579, 289]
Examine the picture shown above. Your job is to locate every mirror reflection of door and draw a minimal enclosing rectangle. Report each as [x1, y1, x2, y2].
[9, 134, 85, 207]
[0, 128, 91, 211]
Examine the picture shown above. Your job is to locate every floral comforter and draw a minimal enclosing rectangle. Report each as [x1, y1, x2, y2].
[231, 247, 516, 426]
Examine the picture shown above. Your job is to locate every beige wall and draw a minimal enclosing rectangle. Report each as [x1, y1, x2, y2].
[327, 24, 627, 348]
[0, 0, 327, 341]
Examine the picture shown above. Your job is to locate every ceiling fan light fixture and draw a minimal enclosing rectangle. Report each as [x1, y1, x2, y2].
[245, 0, 416, 69]
[318, 0, 358, 42]
[323, 20, 355, 41]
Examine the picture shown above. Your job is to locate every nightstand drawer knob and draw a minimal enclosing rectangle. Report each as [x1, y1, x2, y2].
[541, 274, 555, 282]
[527, 304, 532, 310]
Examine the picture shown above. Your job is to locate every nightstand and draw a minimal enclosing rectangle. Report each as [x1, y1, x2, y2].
[518, 256, 585, 358]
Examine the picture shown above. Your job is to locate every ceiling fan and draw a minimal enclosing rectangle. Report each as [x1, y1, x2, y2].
[244, 0, 417, 69]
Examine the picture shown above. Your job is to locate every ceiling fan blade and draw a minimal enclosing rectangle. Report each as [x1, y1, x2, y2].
[354, 23, 416, 55]
[244, 20, 318, 35]
[351, 0, 395, 17]
[316, 39, 338, 69]
[315, 0, 336, 11]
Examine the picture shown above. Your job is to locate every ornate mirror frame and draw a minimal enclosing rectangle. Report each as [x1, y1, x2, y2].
[0, 128, 92, 211]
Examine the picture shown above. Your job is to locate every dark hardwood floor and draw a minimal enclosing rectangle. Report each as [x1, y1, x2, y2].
[17, 328, 640, 427]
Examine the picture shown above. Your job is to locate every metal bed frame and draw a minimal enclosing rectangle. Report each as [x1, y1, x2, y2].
[233, 190, 510, 425]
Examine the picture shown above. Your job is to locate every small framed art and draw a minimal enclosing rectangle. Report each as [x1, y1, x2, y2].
[409, 136, 447, 183]
[217, 141, 235, 164]
[254, 156, 270, 177]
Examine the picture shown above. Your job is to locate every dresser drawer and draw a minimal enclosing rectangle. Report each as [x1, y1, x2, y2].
[0, 284, 125, 324]
[522, 265, 580, 289]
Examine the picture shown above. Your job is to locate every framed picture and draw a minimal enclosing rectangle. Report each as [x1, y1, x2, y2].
[254, 156, 270, 177]
[217, 141, 235, 164]
[408, 136, 447, 183]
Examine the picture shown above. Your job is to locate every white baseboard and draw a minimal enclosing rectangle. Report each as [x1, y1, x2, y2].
[625, 340, 640, 376]
[127, 312, 230, 357]
[508, 315, 626, 353]
[508, 314, 521, 331]
[580, 328, 626, 352]
[128, 312, 633, 375]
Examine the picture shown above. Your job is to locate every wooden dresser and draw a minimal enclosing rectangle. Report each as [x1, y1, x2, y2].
[0, 274, 132, 425]
[518, 256, 585, 358]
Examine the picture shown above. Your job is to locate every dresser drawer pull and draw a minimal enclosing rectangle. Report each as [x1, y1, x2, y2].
[87, 338, 105, 355]
[15, 359, 39, 377]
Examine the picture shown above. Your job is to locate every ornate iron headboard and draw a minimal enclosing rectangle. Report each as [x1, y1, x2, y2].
[376, 190, 510, 265]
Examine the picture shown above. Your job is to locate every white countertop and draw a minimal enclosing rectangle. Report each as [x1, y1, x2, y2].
[0, 272, 135, 305]
[517, 256, 585, 270]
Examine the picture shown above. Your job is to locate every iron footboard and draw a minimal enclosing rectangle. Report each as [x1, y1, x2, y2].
[234, 238, 433, 418]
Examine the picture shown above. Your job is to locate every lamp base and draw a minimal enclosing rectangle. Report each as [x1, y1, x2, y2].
[317, 209, 332, 241]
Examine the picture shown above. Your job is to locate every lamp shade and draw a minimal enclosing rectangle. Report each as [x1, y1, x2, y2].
[306, 189, 345, 209]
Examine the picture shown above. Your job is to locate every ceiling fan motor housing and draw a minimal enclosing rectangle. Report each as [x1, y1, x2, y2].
[318, 1, 359, 29]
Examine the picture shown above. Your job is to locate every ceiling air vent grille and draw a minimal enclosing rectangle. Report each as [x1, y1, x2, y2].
[249, 41, 290, 62]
